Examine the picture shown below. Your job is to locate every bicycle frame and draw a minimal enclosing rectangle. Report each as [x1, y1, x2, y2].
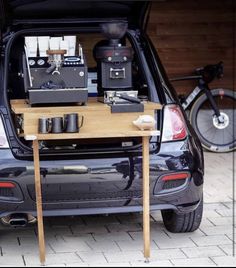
[170, 76, 222, 117]
[181, 86, 202, 110]
[170, 75, 202, 110]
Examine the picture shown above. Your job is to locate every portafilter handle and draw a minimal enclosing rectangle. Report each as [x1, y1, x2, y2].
[46, 50, 67, 75]
[119, 94, 141, 104]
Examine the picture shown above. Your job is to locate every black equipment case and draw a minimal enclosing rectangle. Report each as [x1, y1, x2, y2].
[95, 45, 133, 96]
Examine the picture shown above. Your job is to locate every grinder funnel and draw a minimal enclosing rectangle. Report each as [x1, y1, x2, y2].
[100, 21, 128, 46]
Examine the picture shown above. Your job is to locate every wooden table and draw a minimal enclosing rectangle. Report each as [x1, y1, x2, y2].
[11, 98, 162, 265]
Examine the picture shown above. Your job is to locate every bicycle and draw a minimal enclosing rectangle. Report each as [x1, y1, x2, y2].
[170, 62, 236, 152]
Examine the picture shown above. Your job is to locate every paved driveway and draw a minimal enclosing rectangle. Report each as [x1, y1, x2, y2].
[0, 152, 235, 267]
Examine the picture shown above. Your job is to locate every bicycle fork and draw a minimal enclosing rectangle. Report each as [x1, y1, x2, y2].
[201, 83, 224, 124]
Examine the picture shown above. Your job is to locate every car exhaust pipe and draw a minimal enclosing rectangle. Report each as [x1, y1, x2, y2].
[1, 213, 36, 227]
[9, 214, 28, 227]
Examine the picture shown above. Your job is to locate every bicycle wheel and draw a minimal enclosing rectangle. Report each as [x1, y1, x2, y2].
[190, 88, 236, 152]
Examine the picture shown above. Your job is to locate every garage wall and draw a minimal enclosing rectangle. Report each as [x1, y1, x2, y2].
[147, 0, 235, 95]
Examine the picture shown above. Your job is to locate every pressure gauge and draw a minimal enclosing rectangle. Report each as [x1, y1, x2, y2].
[37, 59, 45, 66]
[29, 59, 36, 66]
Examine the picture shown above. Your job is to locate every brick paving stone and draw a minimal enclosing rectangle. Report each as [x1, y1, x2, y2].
[20, 235, 63, 247]
[130, 260, 173, 267]
[198, 218, 215, 227]
[149, 248, 186, 260]
[200, 226, 233, 236]
[154, 236, 197, 249]
[106, 223, 142, 233]
[61, 234, 95, 243]
[28, 264, 66, 267]
[65, 264, 89, 267]
[83, 215, 119, 225]
[129, 230, 170, 242]
[204, 194, 232, 203]
[1, 241, 54, 255]
[207, 217, 233, 226]
[93, 232, 133, 242]
[215, 209, 233, 217]
[117, 213, 154, 224]
[204, 152, 233, 203]
[181, 246, 227, 258]
[104, 251, 144, 263]
[71, 224, 109, 235]
[218, 244, 234, 256]
[0, 228, 36, 239]
[43, 265, 66, 267]
[203, 210, 224, 218]
[116, 240, 158, 252]
[171, 257, 216, 267]
[0, 255, 25, 266]
[211, 256, 236, 267]
[86, 240, 121, 253]
[77, 252, 107, 264]
[191, 235, 232, 247]
[200, 226, 232, 237]
[24, 253, 82, 266]
[203, 203, 229, 211]
[0, 236, 20, 244]
[164, 229, 206, 239]
[94, 262, 131, 267]
[37, 226, 73, 236]
[221, 202, 233, 209]
[0, 264, 25, 267]
[0, 266, 25, 268]
[49, 240, 92, 253]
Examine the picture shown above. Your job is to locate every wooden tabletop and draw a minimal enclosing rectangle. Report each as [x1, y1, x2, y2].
[11, 98, 161, 141]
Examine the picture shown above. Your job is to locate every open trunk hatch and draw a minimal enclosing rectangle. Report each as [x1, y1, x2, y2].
[0, 0, 150, 31]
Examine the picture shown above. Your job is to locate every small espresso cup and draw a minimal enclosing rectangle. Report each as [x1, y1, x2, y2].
[38, 118, 51, 134]
[51, 117, 64, 133]
[64, 113, 84, 133]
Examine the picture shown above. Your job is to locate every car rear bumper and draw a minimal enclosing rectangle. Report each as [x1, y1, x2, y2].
[0, 138, 204, 218]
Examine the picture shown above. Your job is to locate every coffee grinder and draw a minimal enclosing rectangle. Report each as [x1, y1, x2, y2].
[95, 21, 142, 112]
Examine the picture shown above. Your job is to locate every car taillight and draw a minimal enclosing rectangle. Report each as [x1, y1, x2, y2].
[0, 116, 9, 149]
[161, 172, 189, 181]
[162, 105, 187, 142]
[0, 182, 16, 188]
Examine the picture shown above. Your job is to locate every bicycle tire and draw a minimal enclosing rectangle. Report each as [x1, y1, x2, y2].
[189, 88, 236, 152]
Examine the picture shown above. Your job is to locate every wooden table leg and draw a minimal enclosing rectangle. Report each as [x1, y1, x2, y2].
[33, 139, 46, 265]
[142, 136, 150, 261]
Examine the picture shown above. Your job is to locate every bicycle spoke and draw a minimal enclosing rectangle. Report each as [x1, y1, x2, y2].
[209, 128, 218, 144]
[199, 125, 216, 136]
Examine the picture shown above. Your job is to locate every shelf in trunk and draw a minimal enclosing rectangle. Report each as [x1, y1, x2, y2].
[11, 98, 162, 114]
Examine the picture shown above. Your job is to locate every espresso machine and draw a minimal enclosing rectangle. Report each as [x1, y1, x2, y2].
[22, 36, 88, 106]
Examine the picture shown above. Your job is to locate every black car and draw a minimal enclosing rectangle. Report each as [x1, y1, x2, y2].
[0, 1, 204, 233]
